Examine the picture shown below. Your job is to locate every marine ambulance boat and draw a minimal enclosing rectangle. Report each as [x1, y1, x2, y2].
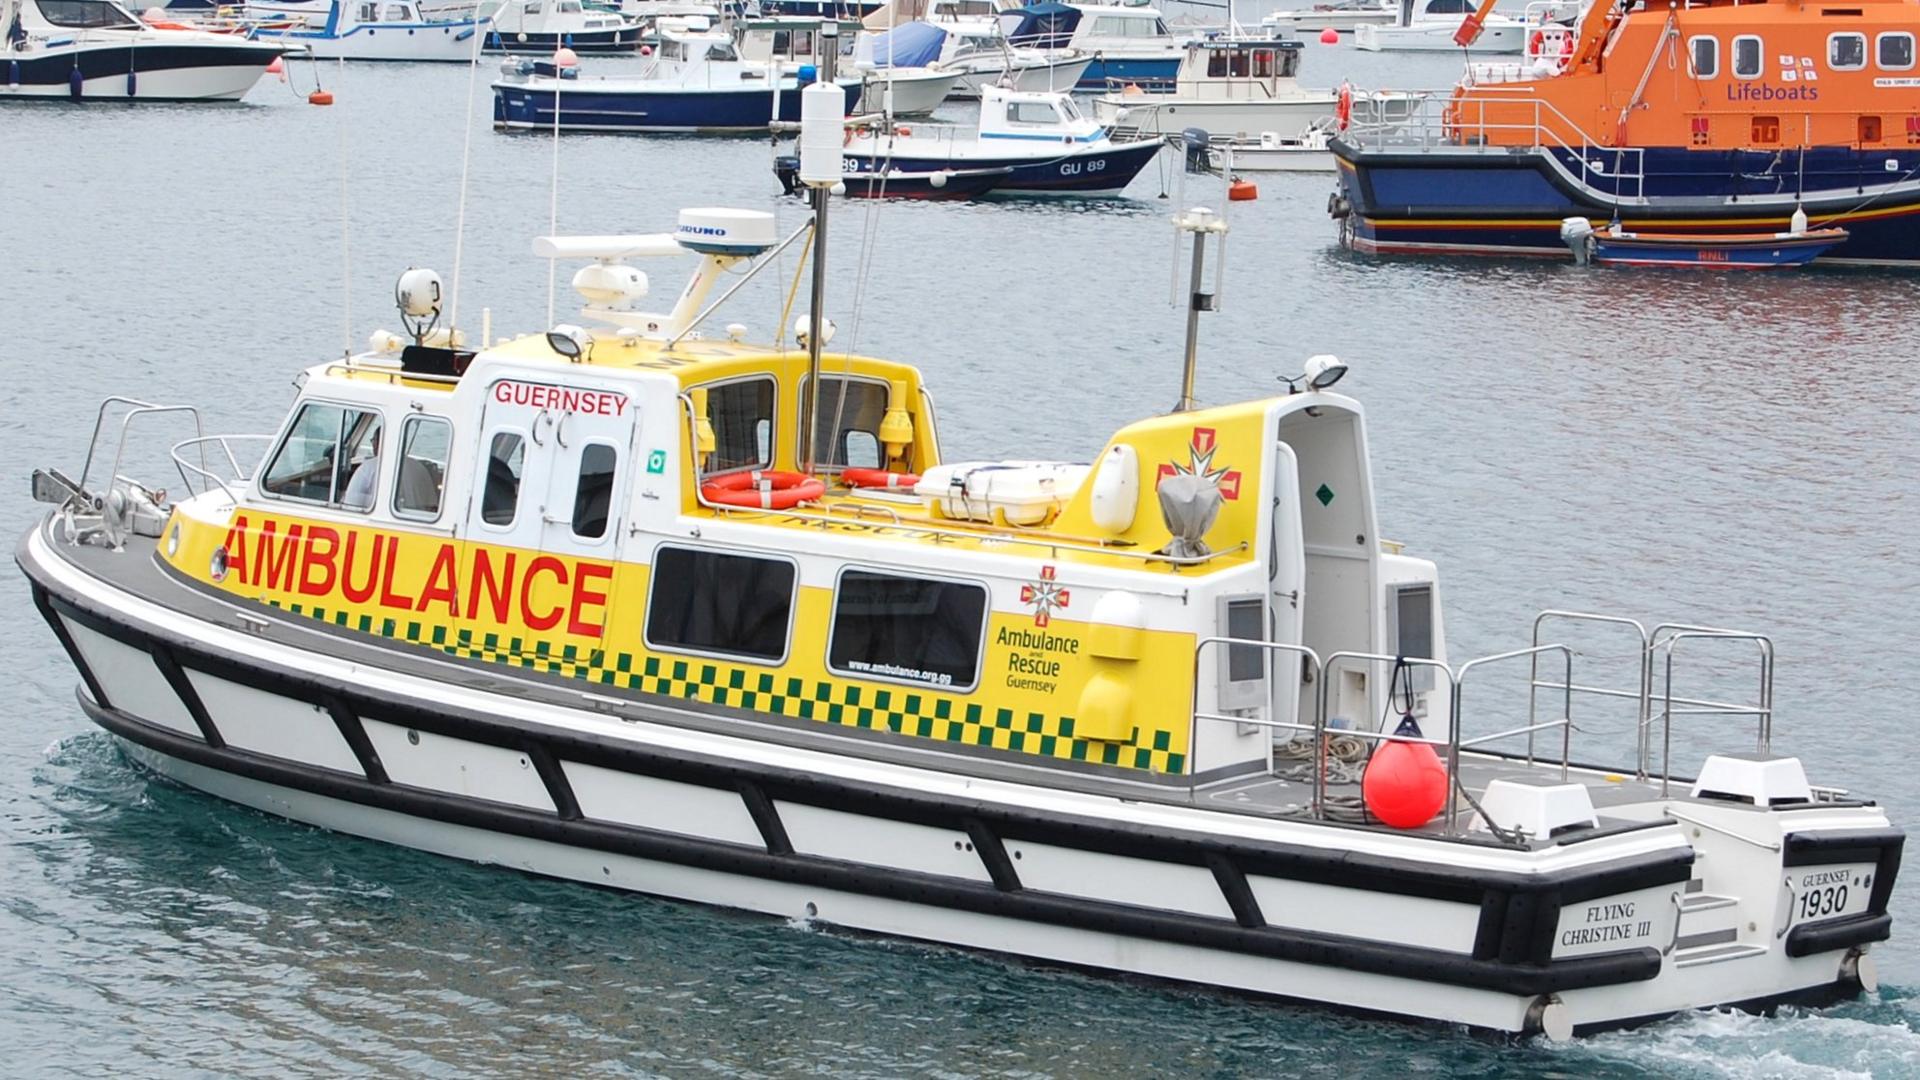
[20, 197, 1903, 1036]
[1328, 0, 1920, 264]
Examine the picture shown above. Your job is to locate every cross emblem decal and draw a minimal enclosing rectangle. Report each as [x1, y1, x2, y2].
[1156, 427, 1242, 500]
[1020, 565, 1070, 627]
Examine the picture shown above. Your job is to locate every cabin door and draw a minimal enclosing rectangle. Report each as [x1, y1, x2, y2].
[468, 375, 638, 646]
[1269, 441, 1308, 742]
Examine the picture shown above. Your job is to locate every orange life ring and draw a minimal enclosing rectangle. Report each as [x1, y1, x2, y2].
[1335, 81, 1353, 131]
[840, 467, 920, 491]
[700, 469, 825, 509]
[1560, 31, 1575, 57]
[1528, 29, 1545, 56]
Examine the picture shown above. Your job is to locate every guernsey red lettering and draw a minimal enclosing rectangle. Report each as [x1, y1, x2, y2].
[492, 380, 629, 417]
[218, 516, 614, 639]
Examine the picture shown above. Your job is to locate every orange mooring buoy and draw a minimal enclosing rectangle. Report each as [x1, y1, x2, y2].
[1228, 178, 1258, 201]
[266, 55, 284, 74]
[1361, 715, 1449, 829]
[308, 90, 334, 106]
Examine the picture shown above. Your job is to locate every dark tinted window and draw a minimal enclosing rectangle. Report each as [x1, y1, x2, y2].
[828, 570, 986, 689]
[806, 376, 888, 470]
[572, 443, 617, 539]
[1225, 598, 1264, 683]
[1690, 37, 1716, 78]
[40, 0, 137, 27]
[1879, 32, 1914, 69]
[1830, 32, 1866, 70]
[482, 432, 524, 525]
[1733, 36, 1762, 78]
[707, 379, 774, 472]
[645, 547, 794, 661]
[393, 416, 451, 520]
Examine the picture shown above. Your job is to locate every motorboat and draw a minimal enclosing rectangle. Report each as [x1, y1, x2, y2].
[1353, 0, 1526, 52]
[1259, 0, 1395, 35]
[492, 31, 859, 132]
[1330, 0, 1920, 264]
[1001, 1, 1182, 90]
[737, 15, 963, 116]
[246, 0, 488, 61]
[866, 0, 1091, 98]
[840, 83, 1163, 194]
[476, 0, 644, 52]
[1092, 35, 1413, 141]
[1561, 217, 1851, 269]
[1178, 121, 1336, 172]
[0, 0, 283, 100]
[23, 77, 1902, 1030]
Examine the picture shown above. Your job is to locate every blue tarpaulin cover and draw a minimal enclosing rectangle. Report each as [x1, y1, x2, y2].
[866, 21, 947, 68]
[1001, 2, 1081, 48]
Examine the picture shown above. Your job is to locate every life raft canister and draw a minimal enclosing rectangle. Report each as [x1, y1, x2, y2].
[840, 467, 921, 491]
[700, 469, 826, 509]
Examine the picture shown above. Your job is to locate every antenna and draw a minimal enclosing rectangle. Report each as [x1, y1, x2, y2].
[796, 20, 844, 475]
[1171, 207, 1227, 413]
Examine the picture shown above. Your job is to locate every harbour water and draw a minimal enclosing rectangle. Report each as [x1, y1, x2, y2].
[2, 41, 1918, 1077]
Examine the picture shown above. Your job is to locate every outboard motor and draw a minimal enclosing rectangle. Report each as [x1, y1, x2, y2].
[1559, 216, 1595, 265]
[1181, 127, 1214, 174]
[774, 154, 803, 197]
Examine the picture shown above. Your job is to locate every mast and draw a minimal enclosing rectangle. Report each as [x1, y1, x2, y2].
[796, 20, 843, 474]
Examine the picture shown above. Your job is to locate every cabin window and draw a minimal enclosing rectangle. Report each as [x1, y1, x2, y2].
[359, 2, 377, 19]
[1689, 36, 1717, 79]
[1009, 101, 1060, 124]
[261, 402, 382, 510]
[392, 416, 451, 521]
[1829, 33, 1867, 71]
[1252, 48, 1275, 78]
[827, 569, 987, 690]
[571, 443, 617, 539]
[1390, 583, 1437, 691]
[644, 546, 795, 662]
[36, 0, 137, 28]
[1879, 32, 1915, 70]
[1215, 596, 1267, 710]
[481, 431, 525, 526]
[704, 377, 775, 473]
[801, 375, 889, 471]
[1732, 35, 1762, 79]
[1208, 49, 1229, 78]
[383, 4, 407, 20]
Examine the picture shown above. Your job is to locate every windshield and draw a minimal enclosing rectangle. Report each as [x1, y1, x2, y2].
[37, 0, 138, 27]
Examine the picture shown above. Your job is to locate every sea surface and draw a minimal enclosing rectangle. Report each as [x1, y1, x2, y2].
[1, 39, 1917, 1079]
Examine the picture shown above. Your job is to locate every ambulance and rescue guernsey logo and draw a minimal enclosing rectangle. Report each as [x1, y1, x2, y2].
[1020, 565, 1070, 627]
[1157, 427, 1242, 500]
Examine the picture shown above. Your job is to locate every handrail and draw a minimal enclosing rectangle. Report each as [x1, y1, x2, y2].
[1320, 651, 1459, 827]
[170, 434, 273, 502]
[1665, 807, 1782, 852]
[1654, 629, 1775, 797]
[1532, 610, 1651, 777]
[1456, 643, 1574, 788]
[79, 398, 206, 498]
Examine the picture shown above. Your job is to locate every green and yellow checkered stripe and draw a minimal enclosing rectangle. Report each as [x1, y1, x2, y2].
[268, 602, 1185, 773]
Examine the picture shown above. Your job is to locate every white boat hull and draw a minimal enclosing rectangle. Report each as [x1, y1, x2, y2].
[23, 522, 1897, 1038]
[1223, 144, 1334, 171]
[1355, 19, 1523, 52]
[256, 24, 485, 62]
[0, 34, 279, 101]
[945, 55, 1093, 99]
[855, 68, 964, 118]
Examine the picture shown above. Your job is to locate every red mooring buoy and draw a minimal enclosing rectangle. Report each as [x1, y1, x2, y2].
[1228, 178, 1258, 201]
[1362, 715, 1448, 829]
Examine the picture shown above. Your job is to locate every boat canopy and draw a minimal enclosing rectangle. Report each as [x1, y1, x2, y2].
[862, 21, 946, 67]
[1001, 2, 1079, 49]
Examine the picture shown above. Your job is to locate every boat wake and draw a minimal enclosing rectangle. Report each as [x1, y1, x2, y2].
[1559, 992, 1920, 1078]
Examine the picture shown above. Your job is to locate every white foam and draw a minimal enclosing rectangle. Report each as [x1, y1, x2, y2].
[1557, 1003, 1920, 1080]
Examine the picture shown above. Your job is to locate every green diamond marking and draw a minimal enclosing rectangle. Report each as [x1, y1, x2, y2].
[1315, 483, 1335, 507]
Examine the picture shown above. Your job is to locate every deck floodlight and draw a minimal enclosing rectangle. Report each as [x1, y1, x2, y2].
[1305, 354, 1348, 390]
[546, 324, 591, 360]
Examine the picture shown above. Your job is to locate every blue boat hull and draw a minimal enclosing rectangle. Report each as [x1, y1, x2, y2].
[841, 138, 1162, 195]
[493, 80, 857, 133]
[483, 27, 645, 54]
[1331, 141, 1920, 267]
[1077, 55, 1179, 91]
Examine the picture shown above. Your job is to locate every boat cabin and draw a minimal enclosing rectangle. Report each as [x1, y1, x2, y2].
[1450, 0, 1920, 151]
[1169, 37, 1305, 99]
[1001, 1, 1173, 52]
[160, 208, 1448, 788]
[735, 15, 863, 67]
[978, 83, 1102, 138]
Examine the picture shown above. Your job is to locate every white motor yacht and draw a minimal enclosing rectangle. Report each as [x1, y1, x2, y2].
[736, 15, 963, 116]
[0, 0, 281, 100]
[1353, 0, 1535, 52]
[1259, 0, 1396, 34]
[474, 0, 645, 52]
[1000, 1, 1183, 90]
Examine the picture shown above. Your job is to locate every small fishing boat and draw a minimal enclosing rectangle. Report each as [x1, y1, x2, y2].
[863, 0, 1091, 99]
[1189, 124, 1336, 171]
[1260, 0, 1396, 35]
[492, 28, 860, 132]
[246, 0, 488, 61]
[476, 0, 644, 52]
[1001, 1, 1182, 90]
[775, 154, 1014, 197]
[840, 83, 1163, 194]
[1561, 217, 1850, 269]
[1093, 35, 1413, 141]
[0, 0, 284, 101]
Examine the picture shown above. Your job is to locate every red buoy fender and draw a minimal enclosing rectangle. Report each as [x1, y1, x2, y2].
[701, 469, 825, 509]
[1335, 81, 1353, 131]
[1361, 714, 1449, 829]
[840, 467, 920, 491]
